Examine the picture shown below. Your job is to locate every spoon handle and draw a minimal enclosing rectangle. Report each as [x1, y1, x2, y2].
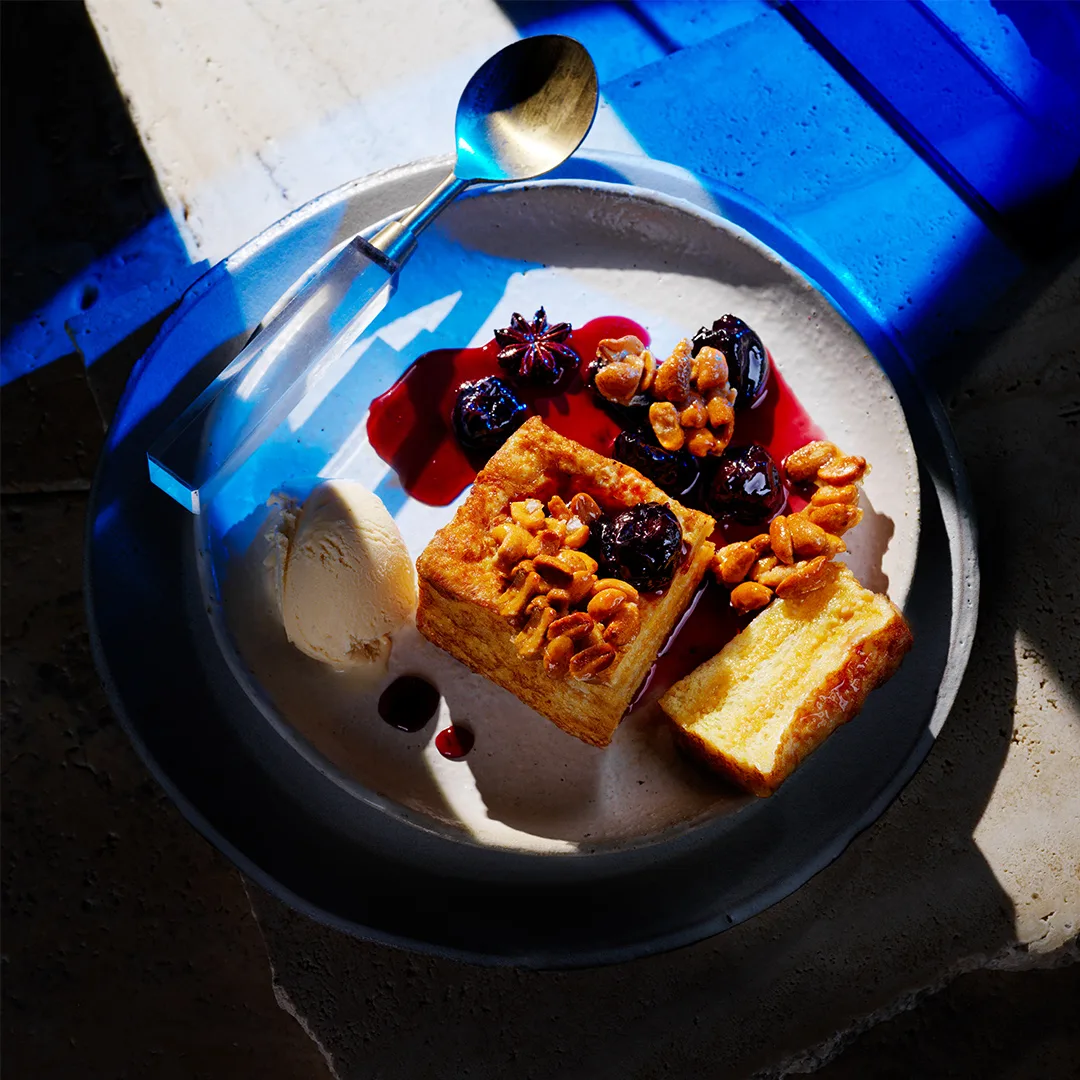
[146, 171, 471, 514]
[147, 234, 396, 513]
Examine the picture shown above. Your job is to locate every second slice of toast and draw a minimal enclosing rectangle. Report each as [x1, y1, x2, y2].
[659, 564, 912, 795]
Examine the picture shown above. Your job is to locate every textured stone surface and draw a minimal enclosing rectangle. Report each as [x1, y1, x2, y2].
[0, 494, 331, 1079]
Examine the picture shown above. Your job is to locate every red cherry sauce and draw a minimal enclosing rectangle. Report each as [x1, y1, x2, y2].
[435, 725, 475, 760]
[368, 323, 825, 713]
[378, 675, 440, 733]
[366, 316, 646, 506]
[629, 358, 827, 711]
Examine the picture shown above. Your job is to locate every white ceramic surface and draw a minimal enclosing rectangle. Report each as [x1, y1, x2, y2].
[199, 181, 919, 854]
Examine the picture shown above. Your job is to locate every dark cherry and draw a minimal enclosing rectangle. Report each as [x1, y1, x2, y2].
[594, 503, 683, 593]
[378, 675, 440, 733]
[706, 443, 788, 526]
[451, 376, 529, 451]
[613, 429, 700, 498]
[691, 314, 770, 410]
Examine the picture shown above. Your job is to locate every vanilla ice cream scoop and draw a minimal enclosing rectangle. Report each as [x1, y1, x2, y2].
[281, 480, 416, 668]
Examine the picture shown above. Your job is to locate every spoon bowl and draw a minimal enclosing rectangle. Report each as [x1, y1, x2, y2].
[454, 35, 599, 182]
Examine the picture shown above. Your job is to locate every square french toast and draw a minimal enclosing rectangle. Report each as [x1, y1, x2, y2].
[416, 417, 716, 747]
[660, 563, 912, 795]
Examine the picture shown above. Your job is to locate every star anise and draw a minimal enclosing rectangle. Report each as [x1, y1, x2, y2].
[494, 307, 579, 388]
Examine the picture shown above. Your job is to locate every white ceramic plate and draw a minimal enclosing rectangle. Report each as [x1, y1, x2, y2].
[87, 153, 975, 966]
[201, 179, 920, 855]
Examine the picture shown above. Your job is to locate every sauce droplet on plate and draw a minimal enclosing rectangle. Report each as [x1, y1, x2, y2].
[378, 675, 440, 732]
[435, 725, 475, 760]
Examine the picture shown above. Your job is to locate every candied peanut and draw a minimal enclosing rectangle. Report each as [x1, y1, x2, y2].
[817, 454, 868, 485]
[583, 621, 606, 649]
[527, 529, 562, 558]
[770, 515, 794, 565]
[783, 441, 838, 482]
[569, 642, 617, 679]
[826, 533, 847, 556]
[596, 335, 646, 365]
[568, 571, 597, 605]
[568, 492, 602, 526]
[679, 393, 708, 429]
[543, 587, 571, 613]
[510, 499, 546, 530]
[595, 358, 645, 406]
[515, 605, 557, 657]
[561, 548, 599, 575]
[806, 503, 863, 535]
[755, 563, 796, 589]
[533, 553, 576, 587]
[686, 428, 722, 458]
[497, 569, 543, 618]
[749, 533, 772, 555]
[649, 401, 685, 451]
[494, 524, 532, 570]
[714, 541, 757, 585]
[544, 516, 568, 542]
[603, 601, 641, 646]
[639, 350, 657, 393]
[692, 345, 729, 391]
[775, 554, 831, 599]
[751, 554, 778, 580]
[730, 581, 772, 612]
[705, 392, 735, 431]
[563, 520, 590, 549]
[811, 484, 860, 506]
[787, 513, 831, 558]
[587, 588, 628, 621]
[547, 495, 571, 520]
[591, 578, 640, 602]
[543, 633, 575, 673]
[547, 611, 594, 640]
[653, 343, 693, 402]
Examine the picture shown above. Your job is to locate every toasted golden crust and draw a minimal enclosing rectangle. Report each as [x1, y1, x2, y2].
[416, 418, 716, 747]
[660, 564, 913, 795]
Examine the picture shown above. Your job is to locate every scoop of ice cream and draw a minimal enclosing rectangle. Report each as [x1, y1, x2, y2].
[281, 480, 416, 668]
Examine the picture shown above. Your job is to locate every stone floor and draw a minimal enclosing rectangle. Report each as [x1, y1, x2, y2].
[3, 3, 1078, 1077]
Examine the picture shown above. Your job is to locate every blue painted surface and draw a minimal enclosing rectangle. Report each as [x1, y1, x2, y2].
[598, 9, 1025, 365]
[1, 210, 194, 385]
[785, 1, 1080, 240]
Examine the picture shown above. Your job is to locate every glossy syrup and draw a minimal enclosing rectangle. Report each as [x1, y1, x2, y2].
[366, 316, 647, 506]
[369, 316, 827, 713]
[435, 725, 475, 760]
[377, 675, 440, 733]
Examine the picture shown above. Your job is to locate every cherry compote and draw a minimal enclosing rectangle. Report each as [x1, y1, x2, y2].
[613, 429, 700, 498]
[706, 443, 787, 527]
[451, 377, 528, 450]
[593, 503, 682, 593]
[692, 314, 770, 410]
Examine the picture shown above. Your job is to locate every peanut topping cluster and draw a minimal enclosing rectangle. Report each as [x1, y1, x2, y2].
[712, 440, 869, 613]
[593, 336, 737, 458]
[491, 493, 642, 679]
